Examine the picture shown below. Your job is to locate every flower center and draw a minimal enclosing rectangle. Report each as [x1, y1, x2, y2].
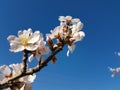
[19, 36, 29, 46]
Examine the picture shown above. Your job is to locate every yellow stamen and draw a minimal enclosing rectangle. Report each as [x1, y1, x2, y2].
[19, 36, 29, 46]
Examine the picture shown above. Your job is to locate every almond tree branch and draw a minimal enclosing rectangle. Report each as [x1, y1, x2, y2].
[0, 50, 28, 89]
[22, 50, 28, 73]
[26, 45, 64, 75]
[0, 43, 65, 89]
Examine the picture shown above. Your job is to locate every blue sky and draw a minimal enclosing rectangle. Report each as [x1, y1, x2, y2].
[0, 0, 120, 90]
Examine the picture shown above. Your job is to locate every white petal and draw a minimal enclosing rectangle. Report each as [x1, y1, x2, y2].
[28, 74, 36, 83]
[0, 74, 5, 82]
[71, 18, 80, 24]
[36, 53, 42, 61]
[77, 22, 83, 31]
[18, 28, 32, 38]
[23, 29, 32, 37]
[67, 50, 70, 56]
[67, 45, 76, 56]
[7, 35, 17, 42]
[20, 74, 36, 83]
[68, 44, 76, 52]
[73, 33, 81, 41]
[9, 63, 22, 75]
[58, 16, 65, 21]
[79, 31, 85, 38]
[18, 30, 23, 37]
[46, 34, 55, 39]
[40, 47, 50, 55]
[28, 54, 34, 62]
[65, 16, 72, 20]
[108, 67, 115, 72]
[27, 28, 32, 32]
[10, 43, 24, 52]
[28, 31, 40, 43]
[73, 31, 85, 42]
[26, 45, 38, 51]
[0, 65, 11, 76]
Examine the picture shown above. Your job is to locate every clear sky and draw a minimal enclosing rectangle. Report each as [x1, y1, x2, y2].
[0, 0, 120, 90]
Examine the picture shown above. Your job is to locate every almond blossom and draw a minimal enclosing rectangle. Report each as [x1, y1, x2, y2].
[0, 63, 36, 89]
[7, 28, 50, 62]
[47, 16, 85, 56]
[7, 28, 41, 52]
[28, 39, 50, 62]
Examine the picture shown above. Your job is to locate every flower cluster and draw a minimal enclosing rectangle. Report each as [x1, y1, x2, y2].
[0, 63, 36, 90]
[0, 16, 85, 90]
[46, 16, 85, 56]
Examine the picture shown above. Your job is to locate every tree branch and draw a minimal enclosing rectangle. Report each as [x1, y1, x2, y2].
[0, 43, 65, 89]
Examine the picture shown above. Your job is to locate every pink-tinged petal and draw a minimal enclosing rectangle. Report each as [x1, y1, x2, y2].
[0, 65, 11, 76]
[28, 31, 40, 43]
[9, 38, 21, 44]
[7, 35, 17, 42]
[9, 63, 23, 76]
[10, 43, 24, 52]
[40, 47, 50, 55]
[20, 83, 32, 90]
[36, 53, 42, 61]
[0, 74, 4, 82]
[26, 45, 38, 51]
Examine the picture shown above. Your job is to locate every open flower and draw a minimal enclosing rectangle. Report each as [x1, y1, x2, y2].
[7, 28, 41, 52]
[47, 16, 85, 56]
[28, 40, 50, 62]
[0, 63, 36, 89]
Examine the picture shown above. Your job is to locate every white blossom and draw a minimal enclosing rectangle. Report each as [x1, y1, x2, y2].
[28, 38, 50, 62]
[47, 16, 85, 56]
[7, 28, 41, 52]
[46, 25, 64, 39]
[0, 65, 11, 76]
[108, 67, 120, 77]
[59, 16, 72, 22]
[0, 63, 36, 85]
